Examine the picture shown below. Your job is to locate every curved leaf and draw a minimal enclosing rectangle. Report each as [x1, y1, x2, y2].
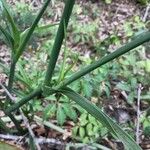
[1, 0, 20, 46]
[60, 87, 142, 150]
[0, 25, 14, 48]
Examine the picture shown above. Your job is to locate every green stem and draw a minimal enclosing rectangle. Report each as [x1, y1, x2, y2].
[5, 87, 42, 114]
[44, 0, 75, 86]
[7, 113, 24, 134]
[7, 60, 16, 92]
[56, 31, 150, 89]
[0, 101, 23, 133]
[5, 59, 16, 109]
[58, 21, 68, 83]
[15, 0, 52, 62]
[0, 118, 11, 133]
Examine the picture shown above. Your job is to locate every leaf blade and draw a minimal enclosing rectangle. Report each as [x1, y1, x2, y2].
[60, 88, 142, 150]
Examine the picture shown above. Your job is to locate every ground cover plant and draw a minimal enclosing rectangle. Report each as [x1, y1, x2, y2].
[0, 0, 150, 149]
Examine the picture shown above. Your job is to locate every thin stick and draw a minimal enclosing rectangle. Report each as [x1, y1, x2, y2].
[136, 84, 143, 144]
[0, 134, 22, 141]
[34, 115, 67, 134]
[142, 3, 150, 22]
[0, 83, 41, 150]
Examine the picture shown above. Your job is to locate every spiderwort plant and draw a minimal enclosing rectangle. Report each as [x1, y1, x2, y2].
[1, 0, 150, 149]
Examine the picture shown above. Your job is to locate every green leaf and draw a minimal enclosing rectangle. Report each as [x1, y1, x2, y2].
[116, 82, 131, 92]
[43, 104, 56, 120]
[0, 25, 14, 48]
[17, 62, 31, 85]
[60, 88, 142, 150]
[63, 104, 77, 121]
[56, 31, 150, 89]
[57, 105, 66, 125]
[15, 0, 52, 62]
[1, 0, 20, 47]
[82, 80, 93, 98]
[86, 123, 93, 136]
[83, 137, 90, 143]
[72, 126, 79, 136]
[79, 127, 85, 138]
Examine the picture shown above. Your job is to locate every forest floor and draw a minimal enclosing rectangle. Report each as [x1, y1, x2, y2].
[0, 0, 150, 150]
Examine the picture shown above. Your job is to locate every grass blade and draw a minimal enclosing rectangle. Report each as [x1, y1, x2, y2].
[56, 31, 150, 88]
[5, 87, 42, 113]
[15, 0, 52, 62]
[60, 87, 142, 150]
[0, 0, 20, 48]
[0, 25, 14, 48]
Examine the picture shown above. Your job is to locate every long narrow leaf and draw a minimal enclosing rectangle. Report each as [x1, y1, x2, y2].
[1, 0, 20, 47]
[19, 23, 58, 46]
[15, 0, 52, 62]
[60, 88, 142, 150]
[6, 87, 42, 113]
[0, 25, 14, 48]
[56, 31, 150, 89]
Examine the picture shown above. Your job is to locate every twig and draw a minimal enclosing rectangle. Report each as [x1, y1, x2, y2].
[0, 134, 22, 141]
[0, 134, 61, 145]
[0, 82, 23, 133]
[136, 84, 143, 144]
[0, 82, 15, 102]
[142, 3, 150, 22]
[0, 83, 41, 150]
[34, 115, 67, 134]
[0, 133, 111, 150]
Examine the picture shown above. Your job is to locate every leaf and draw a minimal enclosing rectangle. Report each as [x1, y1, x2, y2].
[57, 105, 66, 125]
[63, 104, 77, 121]
[43, 104, 56, 120]
[86, 123, 93, 136]
[0, 25, 14, 48]
[72, 126, 79, 136]
[79, 127, 85, 138]
[116, 82, 131, 92]
[17, 62, 31, 85]
[60, 88, 142, 150]
[56, 31, 150, 88]
[1, 0, 20, 46]
[82, 80, 93, 98]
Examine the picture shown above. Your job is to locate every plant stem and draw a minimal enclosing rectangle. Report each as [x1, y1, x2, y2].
[5, 32, 150, 113]
[56, 31, 150, 89]
[5, 87, 42, 114]
[58, 21, 68, 83]
[7, 60, 16, 92]
[0, 83, 25, 133]
[0, 118, 11, 133]
[44, 0, 75, 86]
[7, 113, 24, 134]
[15, 0, 52, 62]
